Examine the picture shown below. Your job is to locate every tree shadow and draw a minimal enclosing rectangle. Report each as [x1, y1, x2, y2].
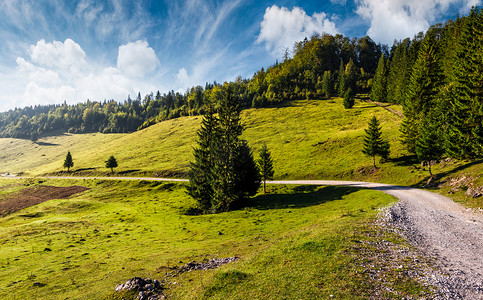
[34, 141, 59, 146]
[251, 185, 363, 210]
[411, 159, 483, 188]
[118, 169, 141, 175]
[74, 168, 97, 172]
[392, 154, 418, 166]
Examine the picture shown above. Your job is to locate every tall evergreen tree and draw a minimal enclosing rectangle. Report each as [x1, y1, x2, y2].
[257, 144, 274, 193]
[188, 89, 260, 213]
[415, 115, 445, 177]
[401, 28, 444, 154]
[387, 39, 410, 103]
[63, 151, 74, 172]
[321, 70, 333, 98]
[446, 7, 483, 158]
[337, 60, 346, 97]
[345, 58, 359, 93]
[371, 54, 387, 102]
[188, 107, 219, 212]
[362, 116, 389, 168]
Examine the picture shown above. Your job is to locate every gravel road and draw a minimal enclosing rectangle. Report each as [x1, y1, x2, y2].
[272, 180, 483, 299]
[5, 176, 483, 297]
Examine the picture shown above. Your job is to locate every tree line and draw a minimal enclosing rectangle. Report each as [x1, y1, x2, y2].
[370, 7, 483, 160]
[0, 33, 386, 139]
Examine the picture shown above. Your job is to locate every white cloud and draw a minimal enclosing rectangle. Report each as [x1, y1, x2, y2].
[117, 40, 159, 78]
[355, 0, 482, 44]
[30, 39, 86, 71]
[23, 82, 76, 107]
[4, 38, 159, 110]
[257, 5, 339, 57]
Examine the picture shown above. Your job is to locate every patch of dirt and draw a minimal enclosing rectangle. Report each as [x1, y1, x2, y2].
[365, 100, 404, 118]
[0, 185, 90, 216]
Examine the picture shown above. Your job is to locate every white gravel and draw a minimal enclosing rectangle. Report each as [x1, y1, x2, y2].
[272, 180, 483, 299]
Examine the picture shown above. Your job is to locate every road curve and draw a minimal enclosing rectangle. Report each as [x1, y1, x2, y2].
[3, 176, 483, 297]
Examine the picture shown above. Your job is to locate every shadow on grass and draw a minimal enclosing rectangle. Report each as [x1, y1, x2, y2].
[252, 185, 363, 210]
[34, 141, 59, 146]
[392, 154, 418, 166]
[118, 169, 141, 175]
[411, 159, 483, 188]
[74, 168, 97, 172]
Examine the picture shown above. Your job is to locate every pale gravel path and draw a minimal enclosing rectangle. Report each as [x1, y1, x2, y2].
[4, 176, 483, 297]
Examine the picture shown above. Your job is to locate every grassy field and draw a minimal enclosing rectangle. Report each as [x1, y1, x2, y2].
[0, 178, 433, 299]
[0, 97, 480, 207]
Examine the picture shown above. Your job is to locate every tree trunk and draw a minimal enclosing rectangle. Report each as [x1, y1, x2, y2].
[428, 163, 433, 178]
[373, 155, 376, 168]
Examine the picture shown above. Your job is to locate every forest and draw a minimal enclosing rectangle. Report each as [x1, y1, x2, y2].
[0, 8, 481, 159]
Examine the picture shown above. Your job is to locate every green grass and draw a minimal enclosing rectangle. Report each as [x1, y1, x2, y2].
[1, 97, 481, 207]
[0, 178, 431, 299]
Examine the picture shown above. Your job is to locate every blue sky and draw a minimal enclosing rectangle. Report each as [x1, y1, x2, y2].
[0, 0, 479, 112]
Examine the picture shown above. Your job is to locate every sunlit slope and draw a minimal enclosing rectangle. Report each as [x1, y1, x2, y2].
[0, 99, 402, 178]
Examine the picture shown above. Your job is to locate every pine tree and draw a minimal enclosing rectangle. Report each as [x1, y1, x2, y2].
[105, 155, 118, 173]
[387, 39, 410, 104]
[337, 60, 346, 97]
[321, 70, 333, 98]
[401, 28, 444, 154]
[63, 151, 74, 172]
[188, 107, 219, 212]
[415, 115, 445, 177]
[343, 88, 355, 109]
[371, 54, 387, 102]
[345, 58, 359, 93]
[362, 116, 389, 168]
[446, 7, 483, 158]
[257, 144, 274, 193]
[188, 89, 260, 213]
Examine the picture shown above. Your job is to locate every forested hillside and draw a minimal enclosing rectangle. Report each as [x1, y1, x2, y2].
[0, 8, 481, 160]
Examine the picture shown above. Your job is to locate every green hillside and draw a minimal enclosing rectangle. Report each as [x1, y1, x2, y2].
[1, 98, 400, 178]
[1, 97, 481, 207]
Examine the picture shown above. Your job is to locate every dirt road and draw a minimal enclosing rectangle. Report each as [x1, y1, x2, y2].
[272, 180, 483, 299]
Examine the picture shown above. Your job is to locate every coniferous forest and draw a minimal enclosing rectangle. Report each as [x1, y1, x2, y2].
[0, 8, 481, 159]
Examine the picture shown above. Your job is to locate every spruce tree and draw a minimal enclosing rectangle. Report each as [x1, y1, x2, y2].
[188, 107, 219, 212]
[387, 40, 410, 104]
[105, 155, 118, 173]
[188, 89, 260, 213]
[63, 151, 74, 172]
[362, 116, 389, 168]
[401, 28, 444, 154]
[343, 88, 355, 109]
[337, 60, 346, 97]
[345, 58, 359, 93]
[446, 7, 483, 158]
[415, 115, 445, 178]
[321, 70, 333, 98]
[371, 54, 387, 102]
[257, 144, 274, 193]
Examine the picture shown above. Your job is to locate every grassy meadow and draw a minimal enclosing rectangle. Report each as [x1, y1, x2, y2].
[0, 178, 433, 299]
[0, 97, 480, 207]
[0, 97, 481, 298]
